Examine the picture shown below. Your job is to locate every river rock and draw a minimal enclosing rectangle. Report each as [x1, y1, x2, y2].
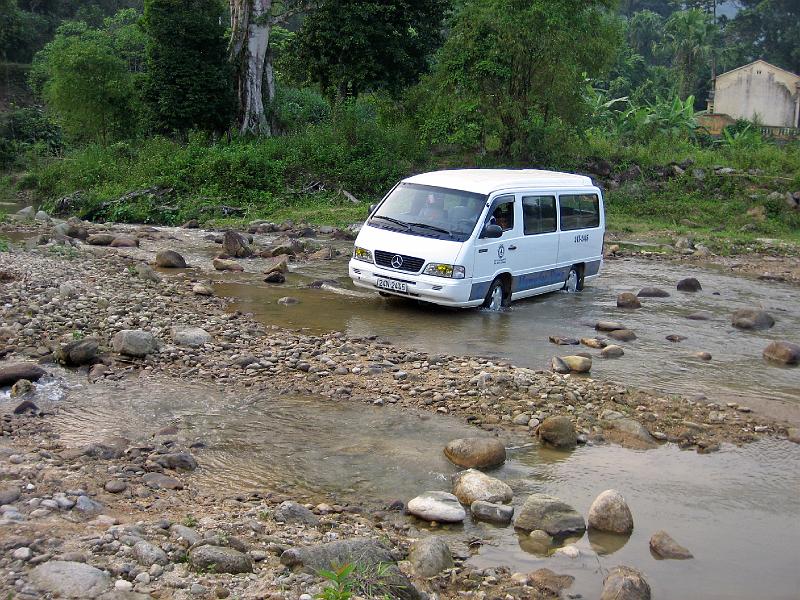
[666, 334, 687, 342]
[112, 330, 157, 357]
[278, 296, 299, 305]
[604, 418, 658, 449]
[529, 568, 575, 596]
[549, 336, 580, 345]
[731, 309, 775, 331]
[170, 524, 202, 546]
[274, 500, 320, 526]
[104, 480, 127, 494]
[135, 263, 160, 282]
[452, 469, 512, 504]
[0, 484, 21, 504]
[595, 321, 626, 331]
[581, 337, 607, 349]
[55, 338, 100, 366]
[86, 233, 115, 246]
[154, 452, 197, 471]
[222, 231, 252, 258]
[617, 293, 641, 308]
[142, 472, 183, 490]
[551, 356, 570, 374]
[514, 494, 586, 536]
[608, 329, 637, 342]
[133, 540, 168, 567]
[443, 437, 506, 469]
[75, 495, 104, 514]
[263, 255, 289, 274]
[407, 491, 465, 523]
[649, 530, 693, 559]
[693, 351, 712, 360]
[0, 362, 46, 387]
[408, 536, 454, 577]
[470, 501, 514, 525]
[154, 250, 186, 268]
[16, 205, 35, 219]
[189, 545, 252, 574]
[601, 344, 624, 358]
[762, 341, 800, 365]
[588, 489, 634, 534]
[29, 560, 111, 598]
[264, 271, 286, 284]
[677, 277, 701, 292]
[213, 258, 244, 271]
[559, 355, 592, 373]
[193, 282, 214, 296]
[110, 235, 139, 248]
[637, 287, 670, 298]
[537, 416, 577, 448]
[171, 326, 211, 348]
[601, 566, 651, 600]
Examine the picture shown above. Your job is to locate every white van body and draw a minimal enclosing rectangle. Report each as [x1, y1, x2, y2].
[348, 169, 605, 308]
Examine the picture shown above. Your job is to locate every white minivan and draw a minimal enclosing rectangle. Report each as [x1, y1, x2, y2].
[348, 169, 604, 309]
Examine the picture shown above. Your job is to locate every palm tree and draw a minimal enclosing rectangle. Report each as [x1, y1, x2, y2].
[663, 9, 720, 100]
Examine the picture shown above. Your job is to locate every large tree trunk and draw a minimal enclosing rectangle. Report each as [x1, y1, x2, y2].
[229, 0, 272, 135]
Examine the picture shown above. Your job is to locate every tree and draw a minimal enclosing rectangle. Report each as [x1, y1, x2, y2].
[628, 10, 666, 64]
[143, 0, 234, 135]
[291, 0, 448, 100]
[725, 0, 800, 74]
[664, 9, 720, 99]
[416, 0, 621, 157]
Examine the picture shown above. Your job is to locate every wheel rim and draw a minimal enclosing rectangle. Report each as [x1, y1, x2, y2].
[488, 284, 503, 310]
[565, 269, 578, 293]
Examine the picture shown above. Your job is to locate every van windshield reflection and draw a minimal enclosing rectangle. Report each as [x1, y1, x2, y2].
[370, 183, 487, 242]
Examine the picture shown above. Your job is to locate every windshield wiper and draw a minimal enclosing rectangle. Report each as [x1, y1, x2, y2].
[371, 215, 410, 230]
[408, 222, 453, 237]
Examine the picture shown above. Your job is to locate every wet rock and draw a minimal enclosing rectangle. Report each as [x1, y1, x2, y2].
[588, 489, 634, 534]
[601, 566, 651, 600]
[408, 536, 454, 577]
[559, 355, 591, 373]
[133, 540, 168, 567]
[212, 258, 244, 272]
[10, 379, 34, 396]
[171, 326, 211, 348]
[529, 568, 575, 596]
[155, 250, 187, 269]
[263, 255, 289, 274]
[637, 287, 670, 298]
[29, 560, 111, 598]
[112, 330, 157, 357]
[264, 271, 286, 284]
[0, 362, 46, 387]
[731, 309, 775, 331]
[222, 231, 252, 258]
[407, 491, 466, 523]
[608, 329, 637, 342]
[110, 235, 139, 248]
[142, 472, 182, 490]
[601, 344, 624, 358]
[471, 501, 514, 525]
[581, 337, 607, 349]
[452, 469, 512, 504]
[549, 336, 580, 345]
[55, 338, 100, 366]
[763, 341, 800, 365]
[693, 351, 712, 361]
[666, 334, 686, 342]
[551, 356, 570, 374]
[13, 400, 39, 416]
[277, 296, 299, 305]
[443, 437, 506, 469]
[617, 293, 641, 309]
[537, 416, 577, 448]
[85, 436, 128, 459]
[154, 452, 198, 471]
[193, 282, 214, 296]
[514, 494, 586, 536]
[677, 277, 702, 292]
[189, 545, 252, 574]
[595, 321, 626, 332]
[604, 418, 658, 449]
[86, 233, 115, 246]
[649, 530, 693, 559]
[0, 484, 21, 504]
[687, 310, 712, 321]
[274, 501, 320, 526]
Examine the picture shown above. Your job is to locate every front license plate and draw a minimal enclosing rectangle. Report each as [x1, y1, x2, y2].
[376, 278, 408, 293]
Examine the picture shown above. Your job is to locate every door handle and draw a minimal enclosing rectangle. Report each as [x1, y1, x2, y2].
[508, 245, 517, 250]
[478, 248, 488, 253]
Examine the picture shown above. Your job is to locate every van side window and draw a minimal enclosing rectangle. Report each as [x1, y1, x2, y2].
[489, 196, 515, 231]
[559, 194, 600, 230]
[522, 195, 557, 235]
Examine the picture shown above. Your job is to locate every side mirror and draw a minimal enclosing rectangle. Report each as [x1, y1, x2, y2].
[481, 223, 503, 239]
[369, 204, 377, 214]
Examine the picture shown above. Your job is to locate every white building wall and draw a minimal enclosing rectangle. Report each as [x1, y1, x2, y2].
[714, 61, 799, 127]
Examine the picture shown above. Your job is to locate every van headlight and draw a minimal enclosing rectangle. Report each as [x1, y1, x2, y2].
[353, 246, 374, 263]
[423, 263, 465, 279]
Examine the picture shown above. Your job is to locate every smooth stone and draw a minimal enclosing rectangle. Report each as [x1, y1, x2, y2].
[75, 495, 104, 515]
[763, 341, 800, 365]
[470, 501, 514, 525]
[677, 277, 702, 292]
[133, 540, 168, 567]
[193, 283, 214, 296]
[601, 566, 651, 600]
[104, 480, 127, 494]
[171, 326, 211, 348]
[189, 545, 252, 574]
[408, 536, 454, 577]
[687, 311, 712, 321]
[588, 489, 634, 534]
[604, 418, 658, 449]
[649, 530, 693, 559]
[559, 355, 591, 373]
[731, 308, 774, 330]
[0, 485, 21, 504]
[154, 250, 186, 268]
[600, 344, 624, 358]
[581, 337, 607, 349]
[0, 363, 46, 387]
[86, 233, 116, 246]
[112, 330, 157, 357]
[607, 329, 637, 342]
[595, 321, 626, 332]
[274, 501, 320, 526]
[29, 560, 111, 598]
[637, 287, 670, 298]
[452, 469, 512, 505]
[407, 491, 466, 523]
[549, 336, 580, 346]
[443, 437, 506, 469]
[529, 568, 575, 595]
[514, 494, 586, 536]
[617, 292, 641, 308]
[170, 524, 202, 546]
[153, 452, 198, 471]
[142, 472, 183, 490]
[537, 416, 577, 448]
[666, 334, 687, 342]
[277, 296, 300, 305]
[212, 258, 244, 271]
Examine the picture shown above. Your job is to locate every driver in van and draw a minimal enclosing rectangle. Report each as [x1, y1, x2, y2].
[491, 204, 513, 230]
[419, 193, 446, 221]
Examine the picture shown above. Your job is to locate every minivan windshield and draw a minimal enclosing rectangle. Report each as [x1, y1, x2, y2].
[370, 183, 488, 242]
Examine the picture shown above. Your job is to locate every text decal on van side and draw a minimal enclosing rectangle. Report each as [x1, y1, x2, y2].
[494, 244, 506, 265]
[574, 234, 589, 243]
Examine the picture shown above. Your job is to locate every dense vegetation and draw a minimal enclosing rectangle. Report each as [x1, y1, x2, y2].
[1, 0, 798, 246]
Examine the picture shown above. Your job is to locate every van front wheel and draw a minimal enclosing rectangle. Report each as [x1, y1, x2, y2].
[563, 266, 582, 293]
[483, 278, 507, 310]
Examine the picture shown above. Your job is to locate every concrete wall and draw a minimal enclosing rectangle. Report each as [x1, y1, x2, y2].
[713, 61, 799, 127]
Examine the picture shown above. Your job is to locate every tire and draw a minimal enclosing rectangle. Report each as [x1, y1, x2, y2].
[563, 266, 582, 293]
[482, 277, 507, 310]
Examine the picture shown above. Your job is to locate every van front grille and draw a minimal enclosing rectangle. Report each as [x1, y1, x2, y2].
[374, 251, 424, 273]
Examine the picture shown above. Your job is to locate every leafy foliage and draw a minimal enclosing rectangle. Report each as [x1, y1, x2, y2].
[0, 105, 63, 168]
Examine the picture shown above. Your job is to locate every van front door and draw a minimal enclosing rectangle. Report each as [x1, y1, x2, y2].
[472, 195, 518, 302]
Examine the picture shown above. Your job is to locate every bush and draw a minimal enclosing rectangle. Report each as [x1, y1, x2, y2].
[0, 106, 63, 169]
[273, 86, 331, 134]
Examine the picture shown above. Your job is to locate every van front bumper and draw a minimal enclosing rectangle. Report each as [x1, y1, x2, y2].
[348, 260, 481, 308]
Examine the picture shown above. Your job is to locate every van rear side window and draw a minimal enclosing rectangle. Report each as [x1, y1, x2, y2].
[559, 194, 600, 230]
[522, 195, 557, 235]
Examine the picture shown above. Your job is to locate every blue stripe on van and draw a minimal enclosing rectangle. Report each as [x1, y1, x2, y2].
[585, 259, 602, 276]
[469, 281, 492, 301]
[470, 260, 602, 302]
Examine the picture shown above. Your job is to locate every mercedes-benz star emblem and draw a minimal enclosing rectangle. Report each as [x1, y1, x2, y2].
[391, 255, 404, 269]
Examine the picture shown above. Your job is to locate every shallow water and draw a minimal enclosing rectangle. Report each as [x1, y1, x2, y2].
[14, 373, 799, 600]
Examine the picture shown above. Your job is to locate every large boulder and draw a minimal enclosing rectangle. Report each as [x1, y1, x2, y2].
[29, 560, 111, 598]
[600, 566, 651, 600]
[222, 230, 252, 258]
[443, 437, 506, 469]
[112, 330, 157, 357]
[451, 469, 512, 505]
[514, 494, 586, 537]
[677, 277, 702, 292]
[731, 309, 775, 331]
[408, 536, 454, 577]
[763, 341, 800, 366]
[537, 416, 577, 448]
[171, 326, 211, 348]
[407, 491, 465, 523]
[155, 250, 187, 269]
[55, 338, 100, 366]
[189, 545, 252, 574]
[617, 293, 641, 309]
[588, 489, 634, 534]
[0, 362, 46, 387]
[649, 530, 693, 559]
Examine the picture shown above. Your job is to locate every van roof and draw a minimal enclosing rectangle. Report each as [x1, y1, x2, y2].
[403, 169, 595, 195]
